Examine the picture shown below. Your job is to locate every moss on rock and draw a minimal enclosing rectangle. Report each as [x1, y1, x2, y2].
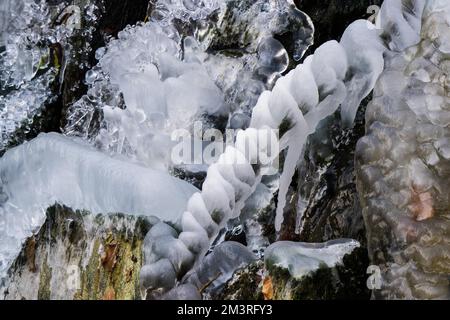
[3, 204, 153, 300]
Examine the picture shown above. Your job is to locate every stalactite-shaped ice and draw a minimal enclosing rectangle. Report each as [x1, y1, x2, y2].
[139, 5, 393, 295]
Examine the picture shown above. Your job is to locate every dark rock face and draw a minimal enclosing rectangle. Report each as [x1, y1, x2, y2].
[2, 204, 153, 300]
[295, 100, 370, 246]
[99, 0, 149, 37]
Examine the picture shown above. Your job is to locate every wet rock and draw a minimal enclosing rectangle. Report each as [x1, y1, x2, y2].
[203, 0, 314, 62]
[294, 99, 370, 246]
[2, 204, 154, 300]
[267, 245, 370, 300]
[215, 260, 265, 300]
[218, 240, 370, 300]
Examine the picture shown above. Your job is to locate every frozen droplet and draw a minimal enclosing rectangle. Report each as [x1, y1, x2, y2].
[95, 47, 105, 61]
[85, 69, 98, 84]
[257, 37, 289, 74]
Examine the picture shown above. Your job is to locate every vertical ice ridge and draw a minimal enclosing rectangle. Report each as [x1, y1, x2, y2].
[356, 0, 450, 299]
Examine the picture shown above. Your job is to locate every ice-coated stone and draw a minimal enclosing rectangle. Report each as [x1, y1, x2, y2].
[264, 239, 360, 279]
[2, 204, 153, 300]
[0, 132, 198, 278]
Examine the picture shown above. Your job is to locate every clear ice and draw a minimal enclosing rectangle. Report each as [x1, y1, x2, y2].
[0, 0, 98, 151]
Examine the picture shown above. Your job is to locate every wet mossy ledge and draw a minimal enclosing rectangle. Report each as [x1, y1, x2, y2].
[2, 204, 153, 300]
[218, 247, 371, 300]
[265, 246, 371, 300]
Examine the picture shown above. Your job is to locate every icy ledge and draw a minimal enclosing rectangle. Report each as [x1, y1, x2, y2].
[264, 239, 360, 280]
[0, 133, 198, 278]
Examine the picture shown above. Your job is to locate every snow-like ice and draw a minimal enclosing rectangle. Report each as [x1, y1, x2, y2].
[0, 133, 198, 277]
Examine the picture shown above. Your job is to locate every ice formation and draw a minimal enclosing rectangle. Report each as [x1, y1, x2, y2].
[148, 0, 313, 61]
[0, 133, 198, 278]
[139, 0, 450, 297]
[143, 241, 255, 299]
[0, 0, 97, 151]
[1, 0, 448, 301]
[264, 239, 360, 279]
[139, 43, 338, 295]
[356, 0, 450, 299]
[138, 1, 387, 295]
[79, 24, 225, 169]
[183, 242, 256, 296]
[65, 21, 228, 170]
[65, 0, 315, 170]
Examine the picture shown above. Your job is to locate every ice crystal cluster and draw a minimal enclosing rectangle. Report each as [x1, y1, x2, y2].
[356, 0, 450, 299]
[67, 22, 227, 170]
[0, 0, 56, 150]
[65, 0, 314, 170]
[0, 0, 98, 151]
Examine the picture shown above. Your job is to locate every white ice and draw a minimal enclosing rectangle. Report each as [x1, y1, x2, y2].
[0, 133, 198, 277]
